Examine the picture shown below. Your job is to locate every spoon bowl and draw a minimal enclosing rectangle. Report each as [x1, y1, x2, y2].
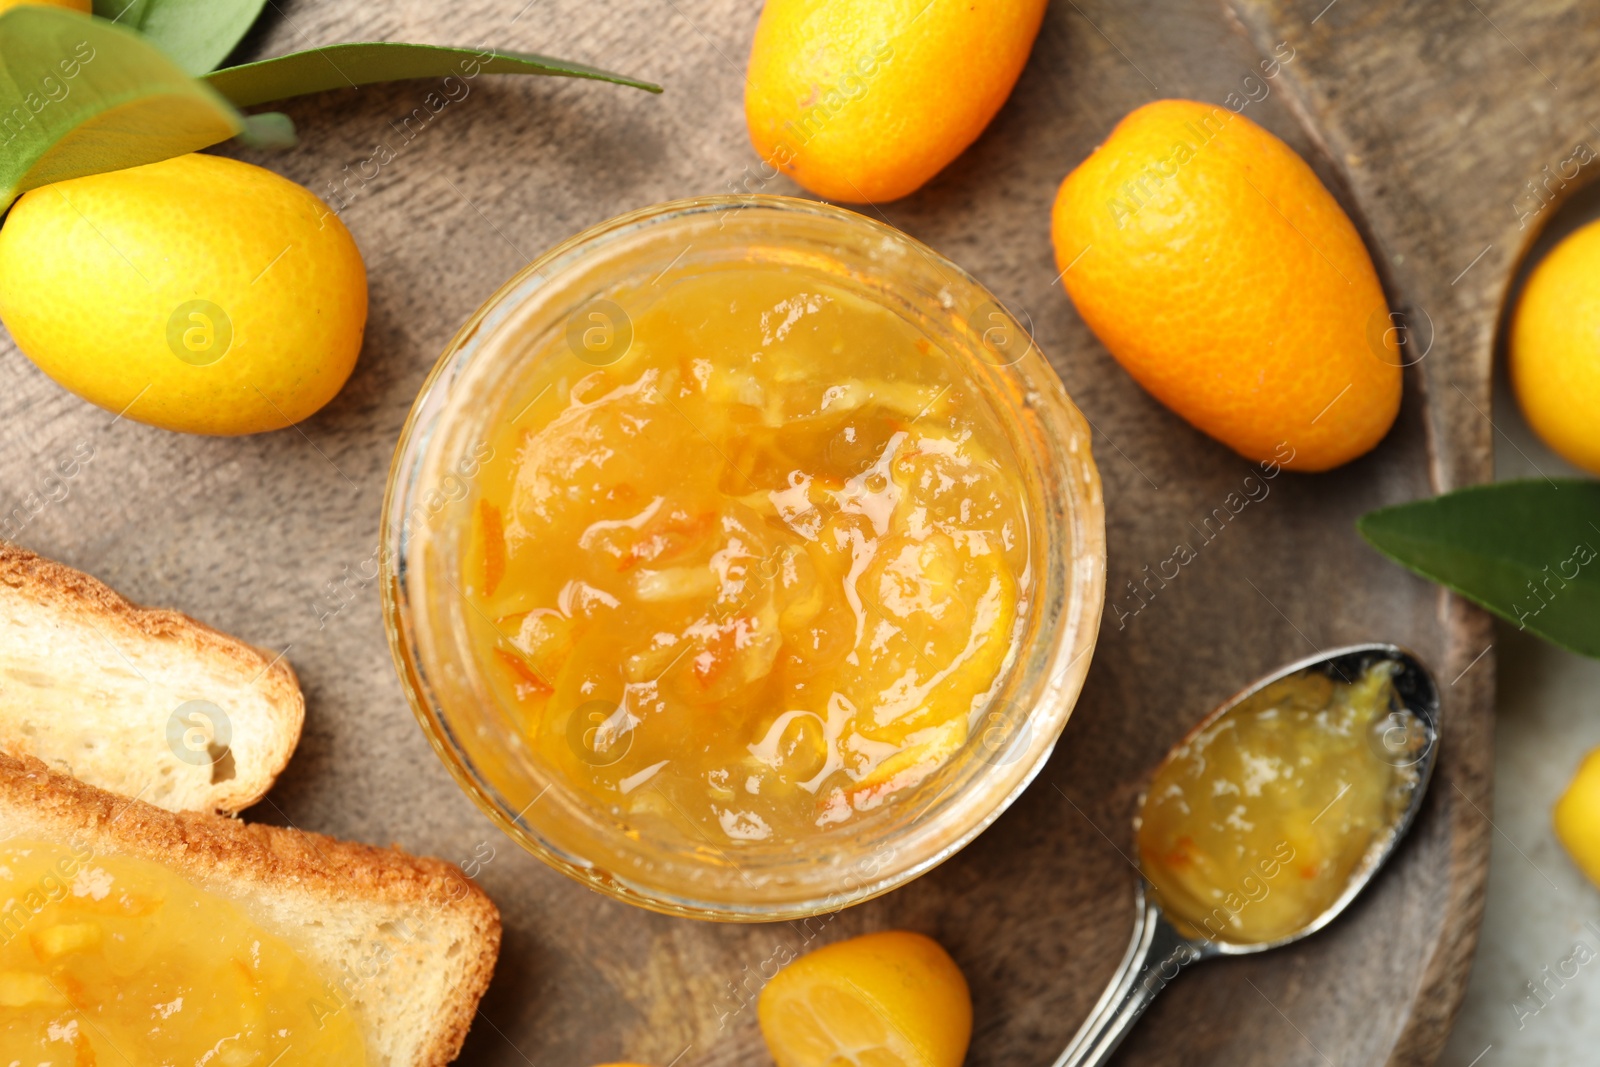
[1053, 643, 1440, 1067]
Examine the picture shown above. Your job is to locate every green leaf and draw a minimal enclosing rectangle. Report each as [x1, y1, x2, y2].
[93, 0, 153, 27]
[204, 42, 662, 109]
[236, 109, 294, 148]
[92, 0, 269, 76]
[1358, 479, 1600, 658]
[0, 7, 275, 209]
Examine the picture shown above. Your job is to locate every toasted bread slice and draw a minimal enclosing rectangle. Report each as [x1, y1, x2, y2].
[0, 542, 303, 813]
[0, 751, 501, 1066]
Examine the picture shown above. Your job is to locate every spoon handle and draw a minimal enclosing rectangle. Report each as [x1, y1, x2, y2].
[1051, 884, 1199, 1067]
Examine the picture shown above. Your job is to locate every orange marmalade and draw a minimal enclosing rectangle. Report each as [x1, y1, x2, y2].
[462, 266, 1032, 844]
[1136, 661, 1416, 944]
[0, 839, 367, 1064]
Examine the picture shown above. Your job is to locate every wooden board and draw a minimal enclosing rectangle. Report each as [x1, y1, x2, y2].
[20, 0, 1600, 1061]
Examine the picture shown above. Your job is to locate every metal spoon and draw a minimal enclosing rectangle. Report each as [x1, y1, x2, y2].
[1052, 643, 1441, 1067]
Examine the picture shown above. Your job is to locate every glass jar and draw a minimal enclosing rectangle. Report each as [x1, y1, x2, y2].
[381, 195, 1105, 920]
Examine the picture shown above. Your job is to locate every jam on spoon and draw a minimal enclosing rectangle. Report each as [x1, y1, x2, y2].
[1054, 644, 1440, 1067]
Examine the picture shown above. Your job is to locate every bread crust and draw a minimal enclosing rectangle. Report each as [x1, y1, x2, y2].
[0, 751, 502, 1066]
[0, 541, 304, 812]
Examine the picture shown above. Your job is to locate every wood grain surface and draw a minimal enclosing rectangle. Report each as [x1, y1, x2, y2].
[14, 0, 1595, 1062]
